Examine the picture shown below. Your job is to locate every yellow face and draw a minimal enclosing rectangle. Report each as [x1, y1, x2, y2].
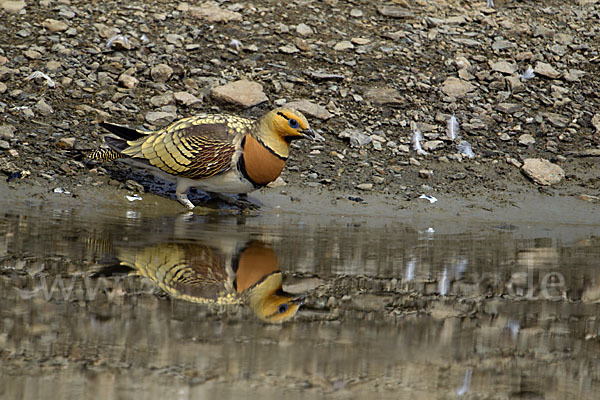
[259, 291, 305, 323]
[270, 108, 314, 142]
[248, 273, 305, 323]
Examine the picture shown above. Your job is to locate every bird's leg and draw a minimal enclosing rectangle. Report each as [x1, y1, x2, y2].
[176, 190, 195, 210]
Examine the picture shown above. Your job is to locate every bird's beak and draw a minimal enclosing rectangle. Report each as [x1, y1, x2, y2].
[291, 294, 306, 306]
[301, 128, 325, 142]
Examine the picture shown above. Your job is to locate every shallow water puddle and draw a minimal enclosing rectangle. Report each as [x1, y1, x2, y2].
[1, 204, 599, 399]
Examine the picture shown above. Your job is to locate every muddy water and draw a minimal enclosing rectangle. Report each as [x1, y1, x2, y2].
[1, 202, 600, 399]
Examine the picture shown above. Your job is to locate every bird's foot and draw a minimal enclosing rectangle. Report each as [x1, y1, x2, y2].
[176, 193, 195, 210]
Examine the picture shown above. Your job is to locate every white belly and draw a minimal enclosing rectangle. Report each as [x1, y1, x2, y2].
[177, 170, 255, 194]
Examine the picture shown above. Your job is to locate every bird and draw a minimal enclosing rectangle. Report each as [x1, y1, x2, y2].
[87, 108, 318, 209]
[94, 240, 305, 323]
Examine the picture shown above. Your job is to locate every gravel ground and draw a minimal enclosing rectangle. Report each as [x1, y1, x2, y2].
[0, 0, 599, 209]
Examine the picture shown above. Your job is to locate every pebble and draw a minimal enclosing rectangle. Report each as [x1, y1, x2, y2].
[490, 60, 517, 75]
[377, 5, 414, 18]
[521, 158, 565, 186]
[422, 140, 445, 152]
[518, 134, 536, 146]
[534, 62, 562, 79]
[42, 19, 68, 32]
[363, 87, 403, 106]
[356, 183, 373, 191]
[210, 80, 268, 108]
[333, 41, 354, 51]
[173, 91, 201, 107]
[150, 64, 173, 83]
[296, 23, 313, 37]
[279, 44, 299, 54]
[419, 169, 434, 179]
[35, 99, 53, 115]
[441, 77, 476, 98]
[0, 125, 15, 140]
[145, 111, 177, 126]
[118, 74, 138, 88]
[338, 129, 371, 148]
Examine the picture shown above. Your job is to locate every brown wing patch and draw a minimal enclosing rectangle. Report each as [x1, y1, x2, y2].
[121, 115, 252, 178]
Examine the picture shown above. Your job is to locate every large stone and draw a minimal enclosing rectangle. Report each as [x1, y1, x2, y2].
[2, 1, 26, 13]
[285, 100, 332, 120]
[187, 1, 242, 23]
[521, 158, 565, 185]
[441, 77, 476, 97]
[210, 80, 268, 108]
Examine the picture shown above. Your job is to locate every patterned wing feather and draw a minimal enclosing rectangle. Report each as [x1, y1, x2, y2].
[119, 243, 233, 303]
[122, 114, 255, 178]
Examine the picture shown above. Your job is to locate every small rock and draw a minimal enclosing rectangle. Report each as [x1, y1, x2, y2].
[296, 23, 313, 36]
[42, 18, 68, 32]
[339, 129, 371, 147]
[351, 37, 371, 45]
[0, 82, 6, 93]
[564, 69, 585, 82]
[543, 112, 569, 128]
[333, 41, 354, 51]
[534, 62, 562, 79]
[490, 60, 517, 75]
[496, 103, 522, 114]
[0, 125, 16, 140]
[150, 63, 173, 83]
[210, 79, 268, 108]
[285, 99, 332, 120]
[521, 158, 565, 185]
[35, 99, 53, 115]
[350, 9, 363, 18]
[279, 44, 299, 54]
[145, 111, 177, 126]
[377, 5, 414, 18]
[419, 169, 434, 179]
[306, 71, 344, 81]
[422, 140, 445, 151]
[356, 183, 373, 191]
[57, 137, 76, 149]
[150, 93, 174, 107]
[118, 74, 138, 88]
[187, 1, 242, 23]
[0, 140, 10, 150]
[440, 77, 476, 97]
[578, 194, 600, 203]
[518, 134, 536, 146]
[363, 87, 403, 106]
[591, 114, 600, 134]
[173, 91, 201, 107]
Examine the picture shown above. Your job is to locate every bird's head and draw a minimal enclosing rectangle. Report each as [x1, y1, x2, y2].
[256, 108, 318, 158]
[247, 272, 305, 323]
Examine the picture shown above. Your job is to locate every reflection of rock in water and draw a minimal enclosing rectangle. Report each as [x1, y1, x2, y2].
[97, 240, 304, 323]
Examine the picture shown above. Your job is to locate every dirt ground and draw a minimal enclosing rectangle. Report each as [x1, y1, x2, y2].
[0, 0, 599, 213]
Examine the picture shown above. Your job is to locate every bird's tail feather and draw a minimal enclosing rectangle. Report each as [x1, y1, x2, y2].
[100, 122, 144, 141]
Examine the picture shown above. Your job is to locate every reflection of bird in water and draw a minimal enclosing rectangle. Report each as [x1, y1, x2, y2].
[99, 240, 304, 323]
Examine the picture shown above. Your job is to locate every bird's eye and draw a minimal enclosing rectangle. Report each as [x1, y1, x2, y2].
[288, 118, 299, 129]
[278, 304, 289, 314]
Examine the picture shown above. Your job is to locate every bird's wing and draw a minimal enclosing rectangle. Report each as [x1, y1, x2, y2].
[118, 243, 234, 303]
[121, 115, 255, 179]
